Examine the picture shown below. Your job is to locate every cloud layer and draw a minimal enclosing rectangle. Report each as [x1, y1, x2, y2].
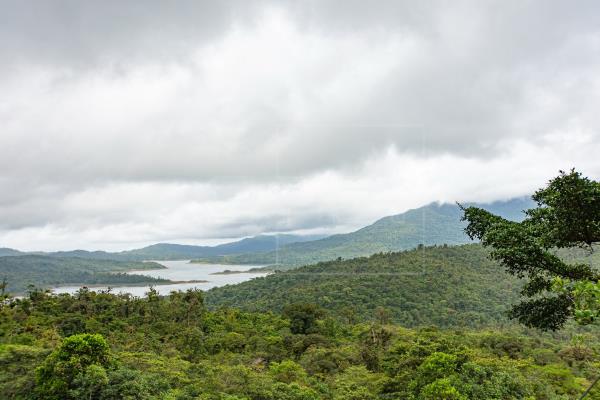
[1, 1, 600, 250]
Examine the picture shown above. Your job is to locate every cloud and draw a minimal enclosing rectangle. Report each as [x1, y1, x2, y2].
[1, 1, 600, 249]
[2, 139, 600, 251]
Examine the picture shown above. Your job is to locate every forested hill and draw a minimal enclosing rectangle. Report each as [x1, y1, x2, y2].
[0, 247, 23, 256]
[200, 197, 534, 267]
[0, 255, 168, 293]
[206, 244, 523, 328]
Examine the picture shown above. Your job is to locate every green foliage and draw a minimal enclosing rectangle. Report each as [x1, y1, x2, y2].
[0, 288, 598, 399]
[0, 344, 48, 399]
[35, 333, 111, 399]
[0, 255, 168, 294]
[269, 360, 308, 383]
[332, 366, 384, 400]
[206, 244, 523, 328]
[421, 378, 467, 400]
[283, 303, 325, 334]
[462, 169, 600, 330]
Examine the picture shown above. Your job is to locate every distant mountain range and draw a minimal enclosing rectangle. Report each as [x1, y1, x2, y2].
[0, 197, 533, 266]
[197, 197, 534, 267]
[0, 234, 325, 261]
[116, 234, 325, 260]
[0, 197, 536, 293]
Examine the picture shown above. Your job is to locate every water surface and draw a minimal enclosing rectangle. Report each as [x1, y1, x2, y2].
[52, 260, 268, 296]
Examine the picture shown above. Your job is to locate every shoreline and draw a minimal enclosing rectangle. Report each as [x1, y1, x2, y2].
[51, 279, 210, 290]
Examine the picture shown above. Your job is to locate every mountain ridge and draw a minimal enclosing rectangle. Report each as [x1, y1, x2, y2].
[197, 197, 534, 267]
[0, 234, 325, 261]
[1, 197, 533, 264]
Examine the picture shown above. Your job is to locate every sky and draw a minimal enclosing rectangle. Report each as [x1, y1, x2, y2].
[1, 1, 600, 251]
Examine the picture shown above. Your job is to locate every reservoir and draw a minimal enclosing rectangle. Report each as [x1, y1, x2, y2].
[52, 260, 269, 296]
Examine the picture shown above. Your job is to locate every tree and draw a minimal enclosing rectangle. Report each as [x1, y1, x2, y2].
[0, 276, 7, 299]
[35, 333, 112, 399]
[461, 169, 600, 330]
[420, 378, 467, 400]
[69, 364, 109, 400]
[283, 303, 324, 335]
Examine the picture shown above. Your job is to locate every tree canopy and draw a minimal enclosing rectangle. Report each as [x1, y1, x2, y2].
[462, 169, 600, 330]
[2, 287, 599, 399]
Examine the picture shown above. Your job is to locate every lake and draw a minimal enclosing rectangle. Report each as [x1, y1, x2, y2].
[52, 260, 269, 296]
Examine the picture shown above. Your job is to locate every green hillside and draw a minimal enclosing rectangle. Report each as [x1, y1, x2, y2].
[200, 198, 533, 267]
[0, 255, 168, 294]
[206, 239, 600, 329]
[206, 244, 524, 328]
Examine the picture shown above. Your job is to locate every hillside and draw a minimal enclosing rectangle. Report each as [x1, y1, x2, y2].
[0, 255, 168, 294]
[206, 244, 524, 328]
[0, 199, 530, 265]
[201, 197, 534, 267]
[0, 248, 23, 257]
[117, 234, 324, 260]
[0, 234, 323, 261]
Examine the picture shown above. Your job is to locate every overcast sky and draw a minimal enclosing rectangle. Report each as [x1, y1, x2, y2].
[1, 1, 600, 251]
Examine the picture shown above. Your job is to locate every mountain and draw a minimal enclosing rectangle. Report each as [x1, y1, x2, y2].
[0, 234, 324, 261]
[206, 234, 326, 255]
[0, 197, 530, 265]
[0, 248, 24, 257]
[118, 234, 325, 260]
[202, 197, 534, 267]
[43, 250, 132, 261]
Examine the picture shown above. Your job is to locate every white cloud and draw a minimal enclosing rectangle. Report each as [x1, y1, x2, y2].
[1, 2, 600, 250]
[2, 138, 599, 251]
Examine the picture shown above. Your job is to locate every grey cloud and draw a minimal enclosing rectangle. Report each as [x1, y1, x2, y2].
[0, 0, 269, 69]
[2, 1, 600, 246]
[2, 1, 599, 167]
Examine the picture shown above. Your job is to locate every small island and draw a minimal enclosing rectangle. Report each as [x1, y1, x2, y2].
[210, 269, 250, 275]
[210, 268, 269, 275]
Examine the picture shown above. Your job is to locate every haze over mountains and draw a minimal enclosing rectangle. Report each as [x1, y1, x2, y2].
[0, 234, 325, 261]
[0, 197, 532, 265]
[199, 197, 534, 267]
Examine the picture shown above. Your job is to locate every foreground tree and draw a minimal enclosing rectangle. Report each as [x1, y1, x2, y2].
[36, 333, 112, 399]
[461, 169, 600, 330]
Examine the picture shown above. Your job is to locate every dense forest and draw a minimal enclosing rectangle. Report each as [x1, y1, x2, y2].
[205, 244, 524, 328]
[0, 256, 168, 294]
[2, 288, 599, 399]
